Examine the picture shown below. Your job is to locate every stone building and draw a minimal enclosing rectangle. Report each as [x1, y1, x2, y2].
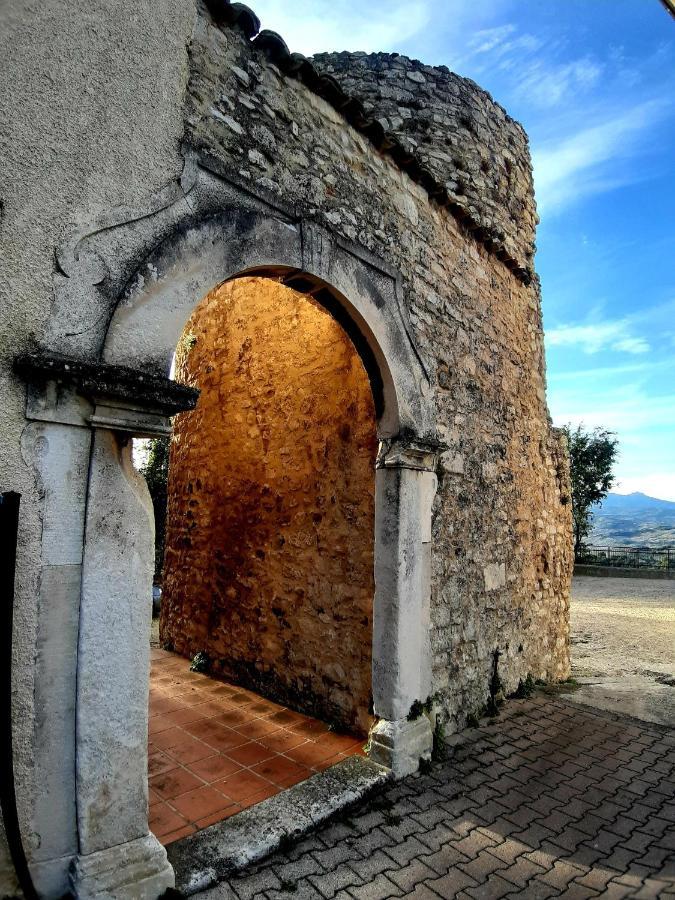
[0, 0, 573, 896]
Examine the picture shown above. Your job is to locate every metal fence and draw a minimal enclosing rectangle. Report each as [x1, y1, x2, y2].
[577, 545, 675, 570]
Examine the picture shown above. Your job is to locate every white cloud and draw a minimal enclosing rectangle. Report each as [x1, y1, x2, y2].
[532, 100, 669, 214]
[512, 57, 603, 108]
[612, 474, 675, 503]
[546, 317, 649, 355]
[245, 0, 432, 55]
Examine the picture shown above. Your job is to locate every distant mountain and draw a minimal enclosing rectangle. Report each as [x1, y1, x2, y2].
[589, 492, 675, 548]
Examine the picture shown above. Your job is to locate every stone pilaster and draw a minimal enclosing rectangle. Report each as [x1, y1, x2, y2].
[370, 436, 442, 776]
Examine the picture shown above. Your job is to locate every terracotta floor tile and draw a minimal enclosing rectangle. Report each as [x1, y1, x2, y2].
[234, 718, 281, 740]
[149, 650, 364, 845]
[194, 700, 234, 718]
[258, 730, 308, 753]
[148, 751, 178, 778]
[149, 715, 180, 736]
[151, 726, 190, 751]
[161, 823, 197, 844]
[227, 692, 255, 707]
[312, 753, 344, 773]
[171, 784, 238, 820]
[150, 766, 204, 800]
[201, 726, 249, 754]
[194, 805, 240, 830]
[276, 769, 312, 789]
[214, 769, 271, 802]
[268, 709, 307, 727]
[160, 706, 211, 727]
[289, 718, 331, 738]
[251, 755, 307, 785]
[202, 683, 237, 698]
[214, 708, 254, 728]
[248, 699, 285, 717]
[226, 741, 274, 767]
[237, 783, 280, 808]
[285, 741, 339, 767]
[187, 754, 242, 783]
[315, 731, 363, 754]
[182, 719, 229, 742]
[165, 735, 214, 765]
[169, 688, 213, 707]
[149, 800, 189, 837]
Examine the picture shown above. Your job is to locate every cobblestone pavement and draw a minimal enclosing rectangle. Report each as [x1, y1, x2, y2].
[197, 695, 675, 900]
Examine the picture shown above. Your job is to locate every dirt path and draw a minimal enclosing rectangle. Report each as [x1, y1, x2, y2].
[562, 575, 675, 726]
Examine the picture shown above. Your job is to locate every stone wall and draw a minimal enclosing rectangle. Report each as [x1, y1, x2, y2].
[0, 0, 194, 893]
[311, 51, 537, 270]
[161, 277, 377, 734]
[184, 4, 573, 731]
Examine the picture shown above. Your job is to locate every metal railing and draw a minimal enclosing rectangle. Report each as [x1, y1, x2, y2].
[577, 545, 675, 570]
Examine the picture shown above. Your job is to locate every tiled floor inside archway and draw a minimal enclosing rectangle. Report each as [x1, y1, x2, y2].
[148, 648, 366, 845]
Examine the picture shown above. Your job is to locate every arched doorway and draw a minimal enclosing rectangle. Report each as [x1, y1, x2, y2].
[143, 274, 378, 843]
[68, 210, 440, 896]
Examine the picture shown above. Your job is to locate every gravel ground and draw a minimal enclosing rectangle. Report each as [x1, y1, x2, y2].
[562, 575, 675, 726]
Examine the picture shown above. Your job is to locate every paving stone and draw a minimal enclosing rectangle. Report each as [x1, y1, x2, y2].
[387, 860, 438, 892]
[498, 856, 546, 888]
[385, 836, 436, 868]
[453, 830, 500, 860]
[464, 875, 515, 900]
[347, 873, 402, 900]
[457, 850, 506, 883]
[232, 870, 283, 900]
[504, 880, 560, 899]
[204, 701, 675, 900]
[308, 864, 363, 899]
[347, 850, 397, 881]
[418, 823, 464, 853]
[537, 859, 586, 890]
[399, 884, 442, 900]
[425, 869, 479, 898]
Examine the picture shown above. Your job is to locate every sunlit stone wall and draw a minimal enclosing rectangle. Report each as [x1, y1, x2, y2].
[161, 277, 377, 734]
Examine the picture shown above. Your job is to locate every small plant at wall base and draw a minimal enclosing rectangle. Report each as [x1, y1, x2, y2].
[561, 424, 619, 557]
[139, 436, 170, 581]
[190, 651, 210, 673]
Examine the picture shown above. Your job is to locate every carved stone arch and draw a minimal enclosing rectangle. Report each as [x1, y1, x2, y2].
[25, 158, 443, 898]
[101, 211, 433, 442]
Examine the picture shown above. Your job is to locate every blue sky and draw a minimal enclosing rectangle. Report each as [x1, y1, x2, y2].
[251, 0, 675, 500]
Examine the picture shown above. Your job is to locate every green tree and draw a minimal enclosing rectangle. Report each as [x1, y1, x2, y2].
[139, 436, 170, 581]
[561, 424, 619, 556]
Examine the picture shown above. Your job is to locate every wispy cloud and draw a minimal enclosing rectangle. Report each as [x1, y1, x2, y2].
[532, 100, 670, 214]
[244, 0, 431, 55]
[546, 316, 650, 355]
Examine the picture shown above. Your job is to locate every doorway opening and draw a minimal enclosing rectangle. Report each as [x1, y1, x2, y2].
[144, 276, 377, 844]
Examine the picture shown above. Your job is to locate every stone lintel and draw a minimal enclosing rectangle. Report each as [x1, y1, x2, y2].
[69, 833, 174, 900]
[14, 351, 199, 417]
[368, 716, 433, 777]
[377, 434, 446, 472]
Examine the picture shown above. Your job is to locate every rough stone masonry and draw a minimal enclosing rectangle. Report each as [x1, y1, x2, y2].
[0, 0, 573, 896]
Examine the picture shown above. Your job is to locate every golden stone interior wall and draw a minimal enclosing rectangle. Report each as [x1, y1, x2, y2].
[160, 277, 377, 734]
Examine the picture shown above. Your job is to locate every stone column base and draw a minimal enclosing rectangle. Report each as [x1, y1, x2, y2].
[69, 833, 174, 899]
[368, 716, 433, 777]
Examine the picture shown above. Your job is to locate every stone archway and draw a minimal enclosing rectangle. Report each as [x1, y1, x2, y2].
[18, 175, 441, 897]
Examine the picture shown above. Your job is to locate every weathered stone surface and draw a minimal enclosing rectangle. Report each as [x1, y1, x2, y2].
[312, 51, 537, 270]
[161, 277, 376, 734]
[0, 0, 573, 894]
[184, 3, 573, 733]
[168, 756, 390, 894]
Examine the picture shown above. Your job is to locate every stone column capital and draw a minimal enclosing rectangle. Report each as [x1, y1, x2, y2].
[14, 351, 199, 437]
[376, 434, 446, 472]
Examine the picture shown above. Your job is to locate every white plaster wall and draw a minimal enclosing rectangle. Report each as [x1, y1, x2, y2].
[0, 1, 195, 892]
